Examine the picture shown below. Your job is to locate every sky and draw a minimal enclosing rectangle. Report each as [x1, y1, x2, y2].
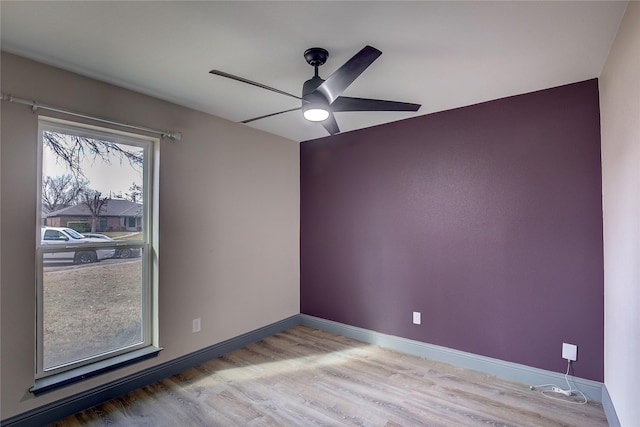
[42, 142, 143, 197]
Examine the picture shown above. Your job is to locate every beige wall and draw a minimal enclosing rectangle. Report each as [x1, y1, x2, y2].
[599, 2, 640, 425]
[0, 52, 300, 419]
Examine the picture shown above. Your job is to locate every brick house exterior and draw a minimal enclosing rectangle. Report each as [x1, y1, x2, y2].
[46, 199, 142, 232]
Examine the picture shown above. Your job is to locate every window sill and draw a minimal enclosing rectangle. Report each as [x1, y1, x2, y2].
[30, 346, 162, 396]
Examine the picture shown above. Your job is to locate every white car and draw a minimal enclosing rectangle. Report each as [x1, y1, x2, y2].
[82, 233, 141, 259]
[41, 227, 116, 264]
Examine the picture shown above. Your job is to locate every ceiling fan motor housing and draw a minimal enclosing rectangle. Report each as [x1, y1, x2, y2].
[302, 76, 330, 122]
[302, 76, 325, 99]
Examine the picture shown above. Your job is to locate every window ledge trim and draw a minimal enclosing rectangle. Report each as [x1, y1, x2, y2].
[30, 346, 162, 396]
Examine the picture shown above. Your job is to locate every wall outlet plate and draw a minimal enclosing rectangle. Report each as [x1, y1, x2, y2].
[562, 343, 577, 361]
[412, 312, 421, 325]
[193, 318, 201, 333]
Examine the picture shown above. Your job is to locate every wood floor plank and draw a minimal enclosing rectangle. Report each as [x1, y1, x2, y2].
[48, 325, 608, 426]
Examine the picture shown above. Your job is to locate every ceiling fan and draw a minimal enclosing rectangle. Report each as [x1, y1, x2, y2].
[209, 45, 421, 136]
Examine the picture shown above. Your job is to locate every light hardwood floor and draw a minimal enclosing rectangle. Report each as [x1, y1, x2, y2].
[49, 325, 607, 426]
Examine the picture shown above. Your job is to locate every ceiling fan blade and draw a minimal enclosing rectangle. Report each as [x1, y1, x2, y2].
[241, 107, 302, 124]
[331, 96, 421, 112]
[321, 112, 340, 135]
[210, 70, 303, 101]
[315, 46, 382, 104]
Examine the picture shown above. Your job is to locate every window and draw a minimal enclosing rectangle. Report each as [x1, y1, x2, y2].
[34, 117, 159, 392]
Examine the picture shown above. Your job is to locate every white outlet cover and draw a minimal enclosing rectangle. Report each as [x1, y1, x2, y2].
[193, 318, 201, 333]
[412, 312, 421, 325]
[562, 343, 577, 361]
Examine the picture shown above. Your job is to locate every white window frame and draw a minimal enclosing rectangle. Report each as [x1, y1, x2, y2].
[33, 117, 160, 392]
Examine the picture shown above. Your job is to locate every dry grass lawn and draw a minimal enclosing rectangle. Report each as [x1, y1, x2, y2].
[43, 259, 143, 369]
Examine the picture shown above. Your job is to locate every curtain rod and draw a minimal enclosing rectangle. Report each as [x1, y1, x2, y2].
[1, 93, 182, 141]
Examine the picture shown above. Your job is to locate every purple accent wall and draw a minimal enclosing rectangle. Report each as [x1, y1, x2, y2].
[300, 80, 604, 381]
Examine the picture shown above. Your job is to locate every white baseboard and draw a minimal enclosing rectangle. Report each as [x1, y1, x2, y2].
[300, 314, 604, 402]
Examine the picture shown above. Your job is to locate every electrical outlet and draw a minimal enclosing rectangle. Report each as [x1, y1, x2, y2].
[192, 318, 201, 333]
[412, 311, 421, 325]
[562, 343, 577, 361]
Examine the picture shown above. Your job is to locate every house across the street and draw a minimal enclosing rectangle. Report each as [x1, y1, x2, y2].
[45, 199, 142, 232]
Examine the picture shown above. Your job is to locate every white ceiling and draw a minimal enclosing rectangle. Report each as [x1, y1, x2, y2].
[0, 1, 628, 142]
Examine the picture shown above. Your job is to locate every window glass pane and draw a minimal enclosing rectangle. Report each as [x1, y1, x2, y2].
[38, 120, 152, 376]
[42, 250, 144, 370]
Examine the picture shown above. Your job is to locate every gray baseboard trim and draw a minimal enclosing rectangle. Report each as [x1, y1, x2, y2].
[300, 314, 604, 402]
[602, 384, 621, 427]
[1, 315, 300, 427]
[4, 313, 610, 427]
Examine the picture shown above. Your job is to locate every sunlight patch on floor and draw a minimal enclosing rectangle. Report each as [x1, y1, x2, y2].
[192, 344, 375, 385]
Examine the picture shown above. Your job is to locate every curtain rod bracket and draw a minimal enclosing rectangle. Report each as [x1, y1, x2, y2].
[162, 132, 182, 141]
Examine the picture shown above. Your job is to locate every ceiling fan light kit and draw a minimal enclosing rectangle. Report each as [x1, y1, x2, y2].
[210, 45, 421, 135]
[303, 106, 330, 122]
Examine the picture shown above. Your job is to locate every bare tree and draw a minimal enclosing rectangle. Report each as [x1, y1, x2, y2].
[42, 174, 88, 212]
[43, 131, 143, 178]
[126, 182, 143, 203]
[81, 190, 109, 232]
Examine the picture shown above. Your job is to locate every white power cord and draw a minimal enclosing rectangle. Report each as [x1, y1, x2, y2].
[529, 360, 588, 405]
